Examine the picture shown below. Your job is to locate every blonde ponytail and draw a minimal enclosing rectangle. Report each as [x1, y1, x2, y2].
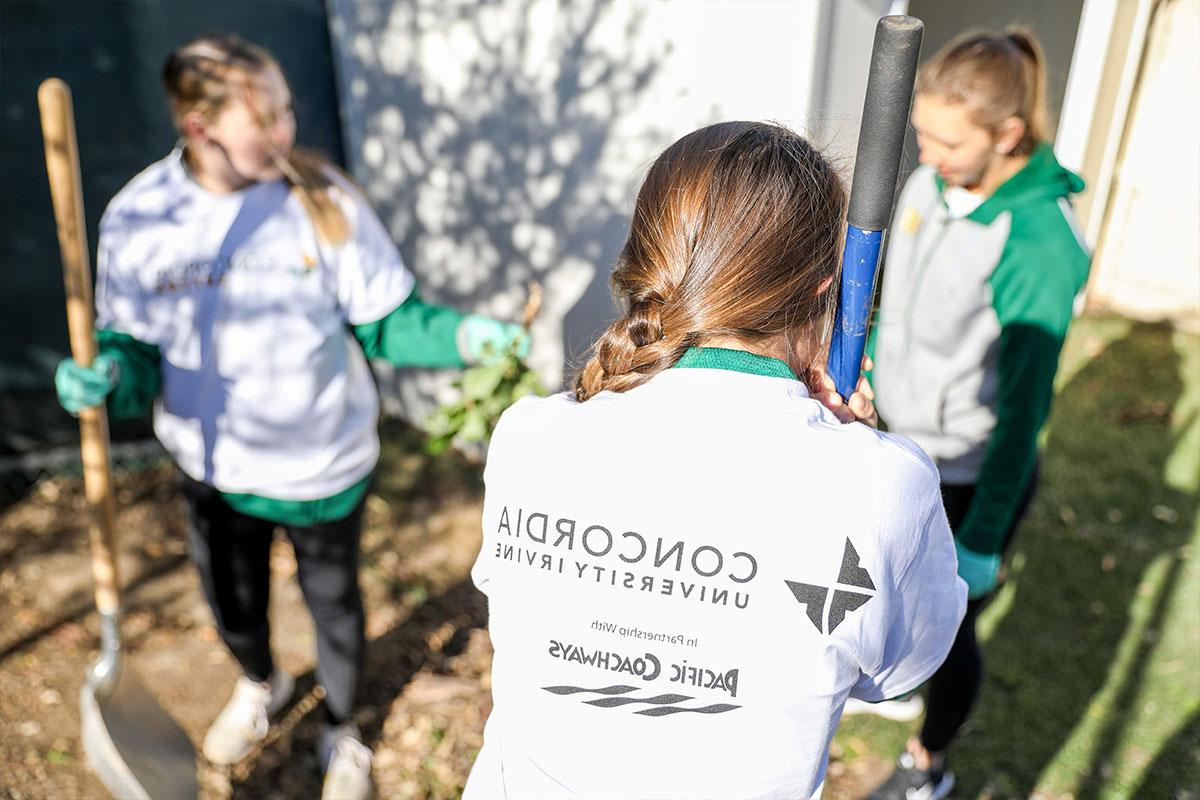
[917, 26, 1053, 155]
[1004, 27, 1050, 150]
[276, 148, 351, 245]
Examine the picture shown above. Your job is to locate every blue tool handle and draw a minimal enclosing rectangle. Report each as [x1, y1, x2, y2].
[829, 226, 883, 399]
[826, 15, 922, 402]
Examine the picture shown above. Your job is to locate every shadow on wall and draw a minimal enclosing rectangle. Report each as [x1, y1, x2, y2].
[326, 0, 670, 422]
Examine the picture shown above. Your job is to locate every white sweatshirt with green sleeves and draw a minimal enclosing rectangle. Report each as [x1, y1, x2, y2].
[868, 143, 1091, 557]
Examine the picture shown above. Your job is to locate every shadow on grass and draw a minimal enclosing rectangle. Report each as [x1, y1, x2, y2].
[1132, 711, 1200, 798]
[951, 321, 1198, 798]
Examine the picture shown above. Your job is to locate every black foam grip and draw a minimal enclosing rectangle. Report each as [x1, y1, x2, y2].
[847, 16, 924, 232]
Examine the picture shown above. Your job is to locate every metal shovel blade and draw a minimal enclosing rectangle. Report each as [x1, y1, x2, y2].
[81, 661, 198, 800]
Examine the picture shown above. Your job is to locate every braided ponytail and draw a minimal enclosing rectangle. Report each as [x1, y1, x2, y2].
[575, 122, 846, 401]
[577, 298, 694, 401]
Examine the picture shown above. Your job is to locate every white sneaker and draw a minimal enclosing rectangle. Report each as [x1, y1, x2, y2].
[318, 722, 374, 800]
[202, 669, 295, 765]
[842, 692, 925, 721]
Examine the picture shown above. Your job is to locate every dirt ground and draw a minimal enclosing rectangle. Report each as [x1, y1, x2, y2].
[0, 421, 883, 800]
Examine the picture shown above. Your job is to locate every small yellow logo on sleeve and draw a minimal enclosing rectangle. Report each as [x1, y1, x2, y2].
[900, 207, 921, 235]
[302, 253, 317, 269]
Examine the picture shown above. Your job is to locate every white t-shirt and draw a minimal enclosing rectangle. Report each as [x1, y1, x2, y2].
[467, 352, 966, 800]
[943, 185, 986, 219]
[95, 150, 414, 499]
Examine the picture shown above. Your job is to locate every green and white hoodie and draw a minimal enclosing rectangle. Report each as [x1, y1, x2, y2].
[868, 143, 1091, 557]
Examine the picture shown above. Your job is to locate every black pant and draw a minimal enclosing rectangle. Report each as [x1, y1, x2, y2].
[919, 465, 1039, 753]
[181, 473, 366, 725]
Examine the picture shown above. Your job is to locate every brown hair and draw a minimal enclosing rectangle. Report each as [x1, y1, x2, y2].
[917, 27, 1051, 155]
[574, 121, 846, 401]
[162, 33, 350, 244]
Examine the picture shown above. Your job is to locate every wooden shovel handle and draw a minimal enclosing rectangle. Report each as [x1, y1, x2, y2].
[38, 78, 120, 616]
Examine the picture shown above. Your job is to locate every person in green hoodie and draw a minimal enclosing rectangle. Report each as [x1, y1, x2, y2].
[861, 28, 1091, 800]
[52, 34, 528, 800]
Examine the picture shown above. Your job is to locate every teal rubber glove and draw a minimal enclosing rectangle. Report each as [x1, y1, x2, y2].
[55, 354, 118, 414]
[458, 314, 531, 365]
[955, 539, 1001, 600]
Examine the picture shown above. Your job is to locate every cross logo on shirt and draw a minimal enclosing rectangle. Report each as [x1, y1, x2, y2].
[785, 539, 876, 634]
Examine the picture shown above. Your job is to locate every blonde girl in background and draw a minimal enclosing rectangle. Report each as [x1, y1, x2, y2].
[860, 28, 1091, 800]
[53, 34, 528, 800]
[464, 121, 966, 799]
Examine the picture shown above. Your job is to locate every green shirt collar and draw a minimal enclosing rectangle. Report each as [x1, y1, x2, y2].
[671, 347, 798, 380]
[932, 142, 1085, 224]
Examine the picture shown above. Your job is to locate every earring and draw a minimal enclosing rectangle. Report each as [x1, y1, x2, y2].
[995, 145, 1008, 154]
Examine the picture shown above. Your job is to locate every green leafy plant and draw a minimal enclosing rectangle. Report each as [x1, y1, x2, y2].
[425, 340, 546, 455]
[427, 284, 546, 456]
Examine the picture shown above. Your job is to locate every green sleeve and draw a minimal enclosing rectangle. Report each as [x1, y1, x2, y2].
[957, 211, 1090, 554]
[956, 323, 1062, 554]
[863, 319, 878, 384]
[97, 328, 161, 420]
[351, 289, 467, 368]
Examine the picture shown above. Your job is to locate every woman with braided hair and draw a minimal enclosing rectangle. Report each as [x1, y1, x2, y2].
[465, 121, 966, 799]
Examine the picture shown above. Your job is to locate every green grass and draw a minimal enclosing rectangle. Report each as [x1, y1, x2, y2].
[835, 316, 1200, 799]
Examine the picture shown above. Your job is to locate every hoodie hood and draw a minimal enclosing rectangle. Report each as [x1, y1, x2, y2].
[963, 142, 1086, 225]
